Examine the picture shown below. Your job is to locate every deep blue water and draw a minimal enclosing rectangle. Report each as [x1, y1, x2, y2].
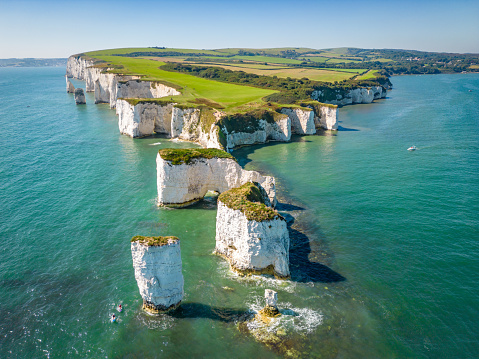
[1, 68, 478, 358]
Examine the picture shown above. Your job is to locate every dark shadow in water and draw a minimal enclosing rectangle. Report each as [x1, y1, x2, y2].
[233, 135, 315, 168]
[229, 138, 346, 284]
[275, 202, 305, 212]
[289, 226, 346, 283]
[168, 302, 252, 322]
[337, 125, 360, 131]
[186, 195, 219, 210]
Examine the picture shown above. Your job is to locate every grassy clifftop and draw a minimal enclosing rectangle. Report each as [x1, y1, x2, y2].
[218, 182, 282, 222]
[131, 235, 179, 246]
[81, 47, 392, 112]
[158, 148, 235, 165]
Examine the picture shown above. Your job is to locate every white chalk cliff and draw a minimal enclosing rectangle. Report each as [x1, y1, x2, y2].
[280, 108, 316, 135]
[116, 99, 223, 148]
[312, 86, 387, 106]
[157, 154, 276, 207]
[131, 236, 184, 313]
[66, 56, 179, 109]
[214, 186, 290, 278]
[67, 55, 342, 149]
[116, 98, 337, 149]
[317, 105, 338, 130]
[222, 116, 291, 151]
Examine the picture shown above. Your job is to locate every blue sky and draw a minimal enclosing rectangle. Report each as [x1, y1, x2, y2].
[1, 0, 478, 58]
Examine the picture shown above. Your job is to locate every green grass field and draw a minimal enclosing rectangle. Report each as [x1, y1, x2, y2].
[326, 58, 362, 64]
[355, 70, 379, 80]
[302, 56, 329, 63]
[192, 62, 289, 70]
[80, 47, 389, 113]
[186, 64, 357, 82]
[88, 55, 276, 111]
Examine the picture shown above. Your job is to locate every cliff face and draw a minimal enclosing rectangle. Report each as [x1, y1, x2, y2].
[312, 86, 387, 106]
[66, 56, 91, 80]
[116, 100, 174, 138]
[221, 117, 291, 151]
[117, 80, 180, 100]
[317, 106, 338, 130]
[116, 99, 223, 148]
[215, 201, 290, 278]
[280, 108, 316, 135]
[67, 54, 340, 149]
[157, 155, 276, 207]
[66, 56, 179, 109]
[131, 237, 184, 313]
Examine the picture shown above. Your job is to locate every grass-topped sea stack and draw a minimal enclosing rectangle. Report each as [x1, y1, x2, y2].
[214, 182, 290, 278]
[157, 148, 276, 207]
[131, 235, 184, 314]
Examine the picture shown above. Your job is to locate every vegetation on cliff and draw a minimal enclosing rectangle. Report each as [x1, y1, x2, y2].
[131, 235, 179, 246]
[159, 148, 235, 165]
[218, 182, 282, 222]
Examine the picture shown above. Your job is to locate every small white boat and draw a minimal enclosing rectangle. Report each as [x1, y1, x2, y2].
[407, 146, 417, 151]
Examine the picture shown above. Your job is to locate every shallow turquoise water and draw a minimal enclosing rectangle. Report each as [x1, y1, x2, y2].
[1, 68, 478, 358]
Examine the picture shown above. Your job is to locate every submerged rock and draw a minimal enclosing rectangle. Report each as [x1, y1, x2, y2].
[214, 182, 289, 278]
[131, 235, 184, 314]
[74, 88, 86, 105]
[238, 290, 303, 358]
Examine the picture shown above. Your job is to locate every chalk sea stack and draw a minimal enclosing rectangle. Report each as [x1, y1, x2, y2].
[214, 182, 290, 278]
[66, 77, 75, 93]
[157, 148, 276, 207]
[74, 88, 86, 105]
[131, 235, 184, 314]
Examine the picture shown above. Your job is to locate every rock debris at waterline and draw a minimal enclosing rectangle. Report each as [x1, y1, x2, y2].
[131, 236, 184, 314]
[156, 149, 276, 207]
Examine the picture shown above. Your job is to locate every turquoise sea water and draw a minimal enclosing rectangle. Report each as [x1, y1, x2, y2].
[1, 67, 478, 358]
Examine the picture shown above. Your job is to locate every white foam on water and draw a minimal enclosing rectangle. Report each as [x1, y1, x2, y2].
[136, 311, 177, 330]
[149, 142, 162, 146]
[245, 296, 323, 335]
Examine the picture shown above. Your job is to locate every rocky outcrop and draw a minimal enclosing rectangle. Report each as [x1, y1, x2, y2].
[214, 182, 289, 278]
[117, 80, 180, 100]
[116, 100, 174, 138]
[317, 105, 338, 130]
[312, 86, 387, 106]
[280, 108, 315, 135]
[66, 77, 75, 93]
[74, 88, 86, 104]
[116, 99, 223, 147]
[157, 149, 276, 207]
[221, 115, 291, 151]
[66, 56, 93, 81]
[131, 236, 184, 314]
